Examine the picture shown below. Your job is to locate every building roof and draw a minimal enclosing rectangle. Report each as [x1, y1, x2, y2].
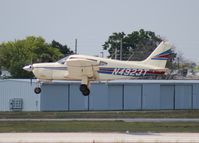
[1, 79, 199, 84]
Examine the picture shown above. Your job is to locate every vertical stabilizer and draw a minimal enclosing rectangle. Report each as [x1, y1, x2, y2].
[142, 41, 172, 68]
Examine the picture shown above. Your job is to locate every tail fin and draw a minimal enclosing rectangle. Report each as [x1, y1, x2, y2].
[142, 41, 172, 68]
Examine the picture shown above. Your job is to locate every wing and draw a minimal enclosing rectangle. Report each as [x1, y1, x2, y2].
[67, 59, 99, 79]
[67, 59, 98, 67]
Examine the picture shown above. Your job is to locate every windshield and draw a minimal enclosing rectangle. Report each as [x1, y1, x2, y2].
[57, 56, 69, 64]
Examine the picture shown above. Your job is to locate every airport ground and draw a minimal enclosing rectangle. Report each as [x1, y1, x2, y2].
[1, 132, 199, 143]
[1, 110, 199, 142]
[1, 110, 199, 119]
[1, 120, 199, 132]
[0, 110, 199, 132]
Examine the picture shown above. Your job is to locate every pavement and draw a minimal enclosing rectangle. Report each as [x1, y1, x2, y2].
[0, 132, 199, 143]
[1, 118, 199, 122]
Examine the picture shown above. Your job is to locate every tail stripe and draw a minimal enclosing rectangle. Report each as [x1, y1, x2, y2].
[151, 49, 172, 60]
[142, 41, 172, 68]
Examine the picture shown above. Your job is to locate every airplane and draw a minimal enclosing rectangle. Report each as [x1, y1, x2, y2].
[23, 41, 172, 96]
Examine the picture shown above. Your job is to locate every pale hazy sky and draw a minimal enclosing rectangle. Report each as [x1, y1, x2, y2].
[0, 0, 199, 62]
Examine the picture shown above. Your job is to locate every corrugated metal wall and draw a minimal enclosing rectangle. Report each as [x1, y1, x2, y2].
[1, 80, 199, 111]
[193, 84, 199, 109]
[0, 79, 40, 111]
[40, 80, 199, 111]
[124, 84, 142, 110]
[69, 84, 89, 111]
[160, 85, 174, 109]
[89, 84, 108, 110]
[41, 84, 69, 111]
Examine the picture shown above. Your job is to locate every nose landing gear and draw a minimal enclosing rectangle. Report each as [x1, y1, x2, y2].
[34, 79, 42, 94]
[34, 87, 41, 94]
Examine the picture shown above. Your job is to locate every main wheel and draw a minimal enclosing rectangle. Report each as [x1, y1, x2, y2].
[80, 84, 90, 96]
[82, 88, 90, 96]
[80, 84, 88, 92]
[34, 87, 41, 94]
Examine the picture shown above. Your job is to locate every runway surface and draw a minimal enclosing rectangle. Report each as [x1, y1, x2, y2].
[1, 118, 199, 122]
[0, 132, 199, 143]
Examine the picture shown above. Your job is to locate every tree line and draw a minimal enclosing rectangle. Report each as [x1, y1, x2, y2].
[0, 36, 73, 78]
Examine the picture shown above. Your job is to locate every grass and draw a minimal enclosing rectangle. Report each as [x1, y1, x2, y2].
[0, 121, 199, 132]
[1, 111, 199, 133]
[1, 110, 199, 119]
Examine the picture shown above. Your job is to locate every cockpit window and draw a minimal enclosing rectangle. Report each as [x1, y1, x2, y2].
[57, 56, 69, 64]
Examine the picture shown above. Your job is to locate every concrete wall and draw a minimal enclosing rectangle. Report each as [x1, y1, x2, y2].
[40, 80, 199, 111]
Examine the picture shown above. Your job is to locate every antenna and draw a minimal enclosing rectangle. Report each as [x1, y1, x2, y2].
[100, 51, 104, 58]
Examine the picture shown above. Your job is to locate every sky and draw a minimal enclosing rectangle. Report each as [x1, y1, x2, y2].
[0, 0, 199, 62]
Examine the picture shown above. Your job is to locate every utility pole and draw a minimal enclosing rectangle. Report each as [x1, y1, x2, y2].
[177, 57, 180, 70]
[120, 39, 123, 60]
[75, 39, 77, 54]
[115, 48, 117, 59]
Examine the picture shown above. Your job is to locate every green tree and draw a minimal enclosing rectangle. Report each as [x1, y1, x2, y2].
[103, 29, 162, 60]
[51, 40, 74, 56]
[103, 32, 125, 59]
[0, 36, 65, 78]
[103, 29, 176, 69]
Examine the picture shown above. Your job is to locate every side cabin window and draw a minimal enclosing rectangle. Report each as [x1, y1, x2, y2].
[99, 61, 108, 66]
[57, 56, 69, 64]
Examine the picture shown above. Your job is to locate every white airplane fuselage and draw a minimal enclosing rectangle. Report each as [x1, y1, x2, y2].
[31, 55, 166, 82]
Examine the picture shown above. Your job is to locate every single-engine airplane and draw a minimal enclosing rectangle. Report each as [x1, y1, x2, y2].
[23, 41, 172, 96]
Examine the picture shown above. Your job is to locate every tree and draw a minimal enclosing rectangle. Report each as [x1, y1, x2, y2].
[0, 36, 65, 78]
[51, 40, 74, 57]
[103, 29, 161, 60]
[103, 29, 176, 69]
[103, 32, 125, 59]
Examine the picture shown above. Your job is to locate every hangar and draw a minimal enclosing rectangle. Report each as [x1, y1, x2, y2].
[0, 79, 199, 111]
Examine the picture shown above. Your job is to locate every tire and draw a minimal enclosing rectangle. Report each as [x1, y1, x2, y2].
[34, 87, 41, 94]
[82, 88, 90, 96]
[80, 84, 88, 92]
[80, 84, 90, 96]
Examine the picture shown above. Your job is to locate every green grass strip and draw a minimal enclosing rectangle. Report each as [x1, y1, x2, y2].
[1, 110, 199, 118]
[0, 121, 199, 132]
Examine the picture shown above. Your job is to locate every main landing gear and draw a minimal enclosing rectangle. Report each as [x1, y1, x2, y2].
[79, 76, 90, 96]
[80, 84, 90, 96]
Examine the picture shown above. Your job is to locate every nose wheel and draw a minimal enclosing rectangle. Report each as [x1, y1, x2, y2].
[34, 79, 41, 94]
[34, 87, 41, 94]
[80, 84, 90, 96]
